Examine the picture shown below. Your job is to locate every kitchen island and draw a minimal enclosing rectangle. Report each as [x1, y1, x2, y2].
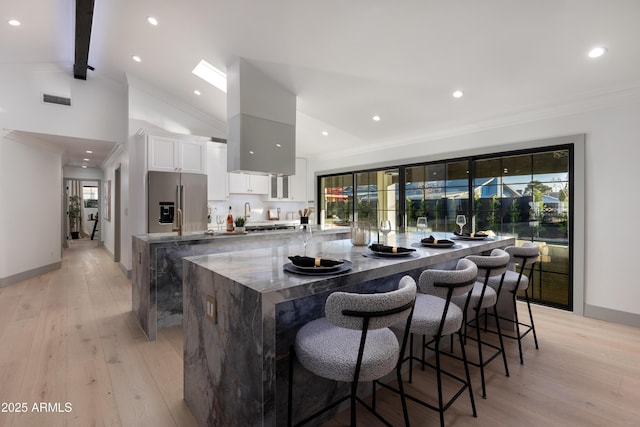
[182, 233, 515, 427]
[132, 225, 350, 340]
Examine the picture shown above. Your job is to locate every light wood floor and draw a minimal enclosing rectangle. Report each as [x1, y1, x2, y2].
[1, 242, 639, 427]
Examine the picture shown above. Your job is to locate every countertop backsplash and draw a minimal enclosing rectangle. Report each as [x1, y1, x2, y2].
[207, 194, 312, 225]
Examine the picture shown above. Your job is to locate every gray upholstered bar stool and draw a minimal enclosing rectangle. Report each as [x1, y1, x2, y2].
[453, 249, 510, 399]
[382, 258, 478, 427]
[486, 242, 540, 364]
[287, 276, 416, 427]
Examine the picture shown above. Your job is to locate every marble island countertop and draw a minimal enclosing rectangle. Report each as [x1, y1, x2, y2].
[184, 233, 514, 298]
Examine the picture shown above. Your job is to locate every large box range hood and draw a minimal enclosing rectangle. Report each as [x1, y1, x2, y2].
[226, 58, 296, 176]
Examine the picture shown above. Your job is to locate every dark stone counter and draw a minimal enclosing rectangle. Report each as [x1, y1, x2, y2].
[132, 225, 350, 340]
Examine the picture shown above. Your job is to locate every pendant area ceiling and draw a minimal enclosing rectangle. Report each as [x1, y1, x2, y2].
[3, 0, 640, 161]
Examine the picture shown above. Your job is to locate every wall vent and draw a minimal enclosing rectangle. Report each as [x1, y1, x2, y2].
[43, 93, 72, 106]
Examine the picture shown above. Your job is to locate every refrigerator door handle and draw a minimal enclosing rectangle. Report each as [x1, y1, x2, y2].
[180, 185, 185, 214]
[175, 185, 181, 225]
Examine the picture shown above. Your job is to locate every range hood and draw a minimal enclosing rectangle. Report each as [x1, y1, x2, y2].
[227, 58, 296, 176]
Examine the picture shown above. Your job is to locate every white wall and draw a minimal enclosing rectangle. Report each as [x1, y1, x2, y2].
[0, 132, 62, 282]
[101, 145, 130, 270]
[0, 63, 126, 142]
[127, 75, 226, 138]
[310, 101, 640, 319]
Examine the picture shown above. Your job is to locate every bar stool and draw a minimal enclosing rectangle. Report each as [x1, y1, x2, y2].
[288, 276, 416, 427]
[380, 258, 478, 427]
[486, 242, 540, 364]
[453, 249, 510, 399]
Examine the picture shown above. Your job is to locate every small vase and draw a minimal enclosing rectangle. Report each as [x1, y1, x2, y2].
[350, 222, 371, 246]
[235, 226, 245, 233]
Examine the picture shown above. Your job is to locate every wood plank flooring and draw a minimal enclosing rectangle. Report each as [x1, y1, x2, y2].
[1, 240, 639, 426]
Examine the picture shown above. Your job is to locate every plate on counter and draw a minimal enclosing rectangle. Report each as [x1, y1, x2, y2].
[284, 260, 352, 276]
[421, 240, 455, 248]
[365, 250, 418, 258]
[291, 258, 345, 272]
[370, 250, 414, 257]
[452, 232, 489, 241]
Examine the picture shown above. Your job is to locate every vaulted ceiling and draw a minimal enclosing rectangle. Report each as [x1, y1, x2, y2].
[3, 0, 640, 165]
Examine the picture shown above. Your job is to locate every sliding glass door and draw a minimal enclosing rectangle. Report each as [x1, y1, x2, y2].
[318, 145, 573, 310]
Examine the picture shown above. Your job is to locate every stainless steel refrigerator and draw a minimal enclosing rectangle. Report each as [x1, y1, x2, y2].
[148, 171, 208, 233]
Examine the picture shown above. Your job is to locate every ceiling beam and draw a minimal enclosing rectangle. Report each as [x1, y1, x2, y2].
[74, 0, 95, 80]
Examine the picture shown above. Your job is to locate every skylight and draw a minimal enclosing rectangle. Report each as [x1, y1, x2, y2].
[192, 60, 227, 93]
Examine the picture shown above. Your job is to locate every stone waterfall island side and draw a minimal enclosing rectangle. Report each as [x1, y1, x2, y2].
[132, 225, 350, 340]
[182, 234, 514, 427]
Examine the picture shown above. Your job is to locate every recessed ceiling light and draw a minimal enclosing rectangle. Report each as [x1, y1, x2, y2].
[81, 165, 87, 169]
[132, 55, 141, 62]
[194, 90, 201, 96]
[453, 90, 464, 98]
[249, 150, 255, 154]
[83, 158, 90, 161]
[276, 143, 282, 147]
[372, 115, 381, 122]
[85, 150, 93, 154]
[192, 60, 227, 93]
[321, 131, 329, 136]
[588, 46, 607, 58]
[147, 16, 158, 26]
[8, 19, 21, 26]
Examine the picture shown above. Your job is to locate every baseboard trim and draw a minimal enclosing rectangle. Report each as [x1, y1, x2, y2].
[100, 246, 130, 279]
[0, 262, 62, 288]
[584, 304, 640, 328]
[103, 245, 115, 260]
[120, 263, 131, 279]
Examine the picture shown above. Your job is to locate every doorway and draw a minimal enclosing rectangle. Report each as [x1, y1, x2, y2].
[63, 178, 101, 249]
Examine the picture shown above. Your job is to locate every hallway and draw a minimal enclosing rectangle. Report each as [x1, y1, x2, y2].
[0, 243, 196, 427]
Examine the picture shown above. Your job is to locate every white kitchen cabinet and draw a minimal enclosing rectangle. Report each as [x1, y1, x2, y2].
[207, 141, 228, 200]
[147, 134, 207, 174]
[228, 172, 269, 194]
[267, 158, 307, 201]
[268, 175, 290, 200]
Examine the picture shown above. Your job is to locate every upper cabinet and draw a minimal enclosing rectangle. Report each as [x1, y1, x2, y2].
[228, 173, 269, 195]
[147, 134, 207, 174]
[207, 141, 228, 201]
[267, 158, 307, 201]
[268, 175, 290, 200]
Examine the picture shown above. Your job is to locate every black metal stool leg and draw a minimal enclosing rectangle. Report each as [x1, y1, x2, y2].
[434, 337, 445, 427]
[512, 291, 525, 364]
[525, 290, 539, 350]
[458, 330, 477, 417]
[493, 305, 509, 377]
[474, 309, 487, 399]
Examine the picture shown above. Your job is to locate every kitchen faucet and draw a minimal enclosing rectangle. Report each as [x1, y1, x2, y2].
[172, 208, 183, 236]
[244, 202, 251, 220]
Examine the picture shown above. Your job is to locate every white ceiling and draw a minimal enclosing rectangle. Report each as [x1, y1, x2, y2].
[3, 0, 640, 166]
